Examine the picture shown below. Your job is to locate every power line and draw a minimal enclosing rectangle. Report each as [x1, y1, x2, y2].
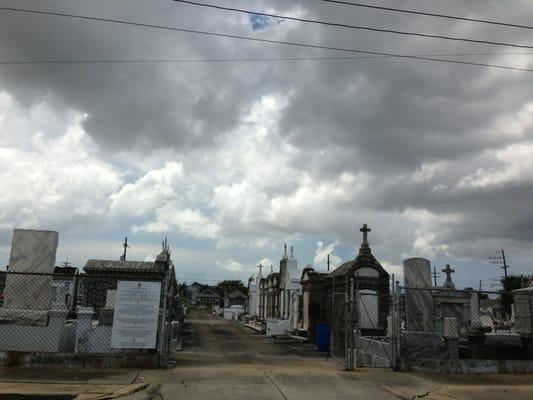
[489, 249, 510, 279]
[506, 254, 533, 259]
[2, 52, 532, 66]
[0, 6, 532, 73]
[321, 0, 533, 30]
[173, 0, 533, 50]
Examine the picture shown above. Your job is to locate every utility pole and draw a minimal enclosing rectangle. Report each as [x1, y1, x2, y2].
[432, 267, 441, 287]
[327, 254, 331, 272]
[489, 249, 509, 280]
[121, 237, 129, 261]
[501, 250, 509, 279]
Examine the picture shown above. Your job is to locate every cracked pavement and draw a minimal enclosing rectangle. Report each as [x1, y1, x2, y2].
[128, 312, 533, 400]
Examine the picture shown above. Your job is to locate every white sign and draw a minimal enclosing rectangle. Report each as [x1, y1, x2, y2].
[111, 280, 161, 349]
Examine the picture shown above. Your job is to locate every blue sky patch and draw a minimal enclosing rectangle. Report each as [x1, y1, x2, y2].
[249, 14, 282, 31]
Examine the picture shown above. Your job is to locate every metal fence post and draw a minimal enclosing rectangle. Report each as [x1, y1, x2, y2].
[349, 277, 355, 370]
[344, 276, 349, 370]
[393, 280, 401, 370]
[158, 272, 170, 368]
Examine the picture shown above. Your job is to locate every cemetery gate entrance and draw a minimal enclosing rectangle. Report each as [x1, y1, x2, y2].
[330, 277, 398, 370]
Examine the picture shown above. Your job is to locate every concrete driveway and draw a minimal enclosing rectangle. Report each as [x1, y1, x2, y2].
[133, 313, 533, 400]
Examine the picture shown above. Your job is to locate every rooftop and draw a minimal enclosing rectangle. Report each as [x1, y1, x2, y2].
[83, 259, 164, 273]
[327, 245, 388, 278]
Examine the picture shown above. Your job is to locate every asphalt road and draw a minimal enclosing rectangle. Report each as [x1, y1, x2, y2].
[138, 313, 402, 400]
[135, 312, 533, 400]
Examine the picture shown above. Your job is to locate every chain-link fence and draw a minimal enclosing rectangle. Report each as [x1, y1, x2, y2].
[0, 270, 177, 366]
[330, 292, 347, 365]
[398, 286, 533, 361]
[329, 280, 533, 370]
[329, 278, 394, 370]
[354, 291, 394, 368]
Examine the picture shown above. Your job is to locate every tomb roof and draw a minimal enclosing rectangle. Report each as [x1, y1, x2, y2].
[327, 247, 388, 278]
[327, 223, 389, 279]
[197, 288, 221, 298]
[83, 259, 163, 273]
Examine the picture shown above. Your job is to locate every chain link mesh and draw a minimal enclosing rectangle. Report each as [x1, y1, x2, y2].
[0, 270, 175, 362]
[398, 287, 533, 360]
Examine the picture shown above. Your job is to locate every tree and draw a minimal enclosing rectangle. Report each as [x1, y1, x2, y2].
[500, 274, 531, 314]
[214, 280, 248, 297]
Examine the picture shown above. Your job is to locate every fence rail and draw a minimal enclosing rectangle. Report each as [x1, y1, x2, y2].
[0, 270, 177, 367]
[328, 277, 533, 370]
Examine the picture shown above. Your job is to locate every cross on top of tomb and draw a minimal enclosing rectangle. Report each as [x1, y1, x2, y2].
[257, 263, 264, 276]
[360, 224, 371, 246]
[442, 264, 456, 289]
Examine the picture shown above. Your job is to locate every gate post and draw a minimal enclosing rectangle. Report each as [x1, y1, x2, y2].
[159, 272, 171, 368]
[392, 280, 401, 370]
[349, 277, 355, 370]
[344, 276, 350, 370]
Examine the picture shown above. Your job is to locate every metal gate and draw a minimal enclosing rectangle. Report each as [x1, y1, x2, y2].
[331, 278, 400, 370]
[330, 292, 348, 365]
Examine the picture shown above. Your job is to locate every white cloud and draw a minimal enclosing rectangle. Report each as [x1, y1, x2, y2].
[133, 204, 219, 239]
[412, 231, 450, 259]
[0, 95, 122, 230]
[110, 161, 184, 217]
[313, 241, 342, 271]
[216, 258, 245, 272]
[381, 262, 404, 284]
[457, 142, 533, 189]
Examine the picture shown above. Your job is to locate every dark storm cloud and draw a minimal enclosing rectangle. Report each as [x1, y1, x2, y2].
[0, 0, 295, 150]
[1, 0, 533, 259]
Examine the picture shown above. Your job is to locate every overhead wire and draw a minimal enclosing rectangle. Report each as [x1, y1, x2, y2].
[321, 0, 533, 30]
[172, 0, 533, 50]
[1, 52, 532, 66]
[0, 6, 532, 72]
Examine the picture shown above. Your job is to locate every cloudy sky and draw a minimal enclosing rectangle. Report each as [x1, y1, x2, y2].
[1, 0, 532, 288]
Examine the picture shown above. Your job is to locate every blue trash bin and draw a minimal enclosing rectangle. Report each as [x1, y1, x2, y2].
[316, 323, 331, 352]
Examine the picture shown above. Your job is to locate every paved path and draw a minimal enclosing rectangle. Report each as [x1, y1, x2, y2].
[0, 313, 532, 399]
[134, 312, 533, 400]
[0, 367, 145, 399]
[139, 313, 399, 400]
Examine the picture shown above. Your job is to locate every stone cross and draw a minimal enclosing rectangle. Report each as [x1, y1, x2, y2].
[360, 224, 371, 245]
[257, 263, 264, 275]
[442, 264, 456, 289]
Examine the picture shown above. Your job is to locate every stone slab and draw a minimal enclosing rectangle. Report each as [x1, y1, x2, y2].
[0, 309, 49, 326]
[403, 258, 434, 331]
[4, 229, 58, 310]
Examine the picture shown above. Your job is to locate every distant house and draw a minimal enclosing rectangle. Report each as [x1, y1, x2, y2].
[187, 282, 204, 305]
[224, 290, 247, 308]
[196, 288, 222, 307]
